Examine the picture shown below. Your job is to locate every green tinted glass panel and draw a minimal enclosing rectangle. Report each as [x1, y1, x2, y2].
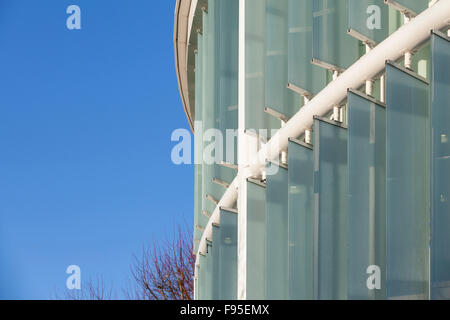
[202, 6, 227, 222]
[386, 62, 430, 300]
[347, 91, 386, 300]
[266, 164, 288, 299]
[314, 118, 348, 300]
[220, 209, 238, 300]
[348, 0, 388, 44]
[312, 0, 360, 71]
[247, 180, 267, 299]
[288, 139, 314, 300]
[217, 0, 238, 165]
[205, 242, 213, 300]
[388, 0, 428, 16]
[412, 44, 431, 81]
[201, 10, 215, 215]
[430, 32, 450, 300]
[198, 254, 206, 300]
[195, 273, 199, 300]
[194, 36, 205, 253]
[266, 0, 301, 118]
[288, 0, 327, 96]
[212, 225, 221, 299]
[245, 0, 278, 132]
[216, 0, 237, 197]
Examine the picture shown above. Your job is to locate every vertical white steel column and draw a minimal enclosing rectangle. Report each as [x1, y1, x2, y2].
[403, 14, 413, 69]
[237, 0, 248, 300]
[380, 74, 385, 103]
[332, 71, 341, 121]
[365, 44, 374, 96]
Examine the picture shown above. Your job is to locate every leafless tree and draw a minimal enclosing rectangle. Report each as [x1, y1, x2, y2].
[126, 224, 195, 300]
[59, 223, 195, 300]
[55, 276, 114, 300]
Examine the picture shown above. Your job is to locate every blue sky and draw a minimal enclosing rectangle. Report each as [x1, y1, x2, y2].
[0, 0, 193, 299]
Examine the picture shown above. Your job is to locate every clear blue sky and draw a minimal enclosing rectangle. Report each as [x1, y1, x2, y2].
[0, 0, 193, 299]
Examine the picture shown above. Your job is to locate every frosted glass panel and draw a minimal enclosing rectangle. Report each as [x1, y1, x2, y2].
[288, 139, 314, 300]
[247, 179, 267, 299]
[198, 254, 206, 300]
[347, 90, 386, 300]
[314, 117, 348, 300]
[201, 9, 218, 217]
[348, 0, 388, 45]
[312, 0, 360, 71]
[202, 4, 228, 227]
[386, 62, 429, 300]
[217, 0, 238, 165]
[194, 35, 205, 253]
[266, 164, 288, 299]
[266, 0, 301, 119]
[245, 0, 277, 132]
[205, 242, 213, 300]
[288, 0, 327, 96]
[212, 225, 221, 299]
[219, 208, 238, 300]
[387, 0, 427, 16]
[430, 32, 450, 300]
[195, 273, 199, 300]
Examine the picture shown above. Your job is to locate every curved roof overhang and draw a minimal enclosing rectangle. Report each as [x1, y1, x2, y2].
[174, 0, 206, 132]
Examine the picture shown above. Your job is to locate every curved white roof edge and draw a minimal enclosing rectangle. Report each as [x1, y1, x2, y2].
[193, 0, 450, 269]
[174, 0, 195, 131]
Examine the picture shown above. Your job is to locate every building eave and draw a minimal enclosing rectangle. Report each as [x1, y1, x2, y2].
[174, 0, 194, 131]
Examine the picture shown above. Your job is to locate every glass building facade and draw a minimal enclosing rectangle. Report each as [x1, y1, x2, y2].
[174, 0, 450, 300]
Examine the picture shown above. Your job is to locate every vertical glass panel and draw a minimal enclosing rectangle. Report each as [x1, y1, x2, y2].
[194, 38, 204, 253]
[430, 32, 450, 300]
[288, 0, 327, 96]
[347, 90, 386, 300]
[386, 62, 430, 300]
[211, 0, 237, 205]
[266, 164, 288, 299]
[198, 254, 206, 300]
[266, 0, 301, 119]
[288, 139, 314, 300]
[314, 117, 348, 300]
[202, 5, 225, 223]
[220, 208, 238, 300]
[217, 0, 239, 166]
[205, 242, 214, 300]
[246, 180, 267, 299]
[387, 0, 428, 16]
[217, 0, 238, 134]
[212, 225, 221, 299]
[388, 6, 402, 35]
[245, 0, 278, 132]
[348, 0, 389, 45]
[201, 9, 214, 216]
[312, 0, 360, 71]
[412, 44, 431, 81]
[195, 273, 199, 300]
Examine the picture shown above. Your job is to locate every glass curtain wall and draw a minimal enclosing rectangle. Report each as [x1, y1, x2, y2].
[385, 62, 430, 300]
[288, 139, 314, 300]
[246, 180, 267, 300]
[347, 90, 386, 300]
[313, 117, 348, 300]
[430, 31, 450, 300]
[266, 163, 289, 299]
